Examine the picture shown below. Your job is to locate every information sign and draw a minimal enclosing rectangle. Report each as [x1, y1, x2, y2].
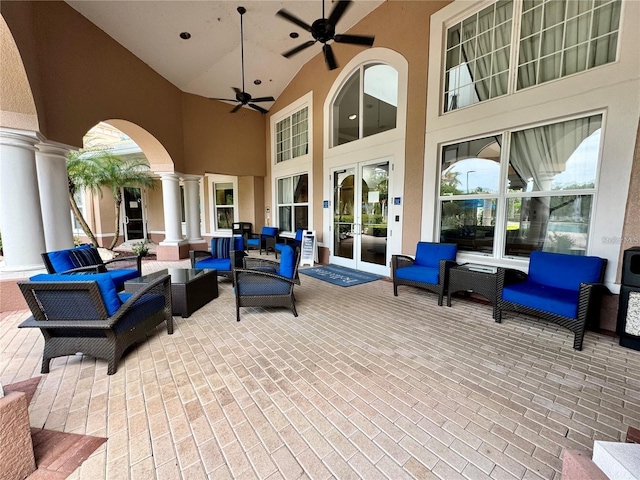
[300, 230, 317, 267]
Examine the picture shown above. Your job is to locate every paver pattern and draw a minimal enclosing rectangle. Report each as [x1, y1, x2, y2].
[2, 258, 639, 479]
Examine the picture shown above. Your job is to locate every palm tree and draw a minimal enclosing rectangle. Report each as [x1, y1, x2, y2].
[67, 148, 156, 250]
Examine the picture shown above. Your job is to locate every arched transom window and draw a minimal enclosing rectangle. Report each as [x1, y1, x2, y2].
[331, 63, 398, 147]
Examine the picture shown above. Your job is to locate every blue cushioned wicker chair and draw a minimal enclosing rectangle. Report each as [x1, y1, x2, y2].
[233, 245, 301, 321]
[18, 272, 172, 375]
[392, 242, 458, 305]
[496, 250, 607, 350]
[190, 236, 246, 280]
[246, 226, 278, 255]
[274, 228, 304, 259]
[41, 245, 141, 291]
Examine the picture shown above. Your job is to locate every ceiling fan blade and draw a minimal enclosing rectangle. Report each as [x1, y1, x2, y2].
[323, 43, 338, 71]
[334, 34, 375, 46]
[230, 103, 243, 113]
[210, 98, 239, 102]
[282, 40, 316, 58]
[249, 103, 269, 114]
[251, 96, 275, 103]
[276, 9, 313, 32]
[328, 0, 352, 26]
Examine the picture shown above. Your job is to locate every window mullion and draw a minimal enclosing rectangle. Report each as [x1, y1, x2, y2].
[509, 0, 523, 95]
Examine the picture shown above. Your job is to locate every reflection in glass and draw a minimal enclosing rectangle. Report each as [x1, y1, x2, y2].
[504, 195, 592, 257]
[333, 169, 355, 259]
[215, 183, 234, 230]
[360, 162, 389, 265]
[277, 174, 309, 233]
[441, 136, 502, 195]
[333, 71, 360, 146]
[440, 198, 497, 254]
[363, 64, 397, 138]
[509, 115, 601, 192]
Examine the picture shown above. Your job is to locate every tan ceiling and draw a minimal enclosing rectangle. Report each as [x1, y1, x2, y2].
[66, 0, 385, 112]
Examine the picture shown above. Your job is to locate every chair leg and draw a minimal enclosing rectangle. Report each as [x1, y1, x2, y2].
[291, 302, 298, 317]
[236, 303, 241, 322]
[107, 360, 118, 375]
[495, 306, 503, 323]
[41, 357, 51, 374]
[393, 283, 398, 296]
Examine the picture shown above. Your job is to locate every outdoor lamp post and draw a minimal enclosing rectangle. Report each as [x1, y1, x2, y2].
[466, 170, 476, 194]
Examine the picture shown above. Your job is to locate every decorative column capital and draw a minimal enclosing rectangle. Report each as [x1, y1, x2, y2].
[35, 143, 71, 159]
[0, 128, 41, 151]
[181, 174, 202, 184]
[158, 172, 181, 183]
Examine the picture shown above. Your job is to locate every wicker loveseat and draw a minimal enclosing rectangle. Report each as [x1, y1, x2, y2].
[392, 242, 458, 305]
[496, 251, 607, 350]
[42, 245, 141, 291]
[19, 272, 172, 375]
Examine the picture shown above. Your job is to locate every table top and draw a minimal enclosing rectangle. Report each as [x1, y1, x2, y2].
[126, 268, 216, 286]
[452, 263, 498, 275]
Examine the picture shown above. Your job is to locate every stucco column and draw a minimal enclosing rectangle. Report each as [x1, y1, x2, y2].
[36, 143, 74, 251]
[156, 172, 188, 260]
[0, 129, 46, 271]
[182, 175, 204, 244]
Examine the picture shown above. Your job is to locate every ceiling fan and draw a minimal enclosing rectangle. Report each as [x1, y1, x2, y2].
[277, 0, 375, 71]
[210, 6, 274, 114]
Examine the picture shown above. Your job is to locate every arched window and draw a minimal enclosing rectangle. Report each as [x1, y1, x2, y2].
[332, 63, 398, 147]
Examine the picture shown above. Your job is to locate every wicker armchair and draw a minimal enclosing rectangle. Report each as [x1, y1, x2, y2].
[190, 236, 246, 280]
[246, 226, 278, 255]
[496, 251, 607, 351]
[18, 273, 172, 375]
[392, 242, 458, 305]
[233, 245, 301, 321]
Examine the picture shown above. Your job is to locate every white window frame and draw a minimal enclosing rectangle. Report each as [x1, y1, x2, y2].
[206, 174, 238, 234]
[275, 173, 309, 235]
[274, 104, 309, 164]
[441, 0, 623, 114]
[271, 92, 314, 236]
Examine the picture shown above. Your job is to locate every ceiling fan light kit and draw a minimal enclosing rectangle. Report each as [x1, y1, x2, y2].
[277, 0, 375, 71]
[209, 6, 274, 114]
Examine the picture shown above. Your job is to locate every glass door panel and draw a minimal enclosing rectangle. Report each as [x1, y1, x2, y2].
[360, 162, 388, 266]
[333, 168, 356, 261]
[123, 187, 144, 241]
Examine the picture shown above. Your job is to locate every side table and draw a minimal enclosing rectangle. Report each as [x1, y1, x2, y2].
[447, 264, 498, 319]
[124, 268, 218, 318]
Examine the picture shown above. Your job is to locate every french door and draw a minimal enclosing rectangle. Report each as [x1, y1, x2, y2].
[331, 159, 390, 275]
[122, 187, 146, 241]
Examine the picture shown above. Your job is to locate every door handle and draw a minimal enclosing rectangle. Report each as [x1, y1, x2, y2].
[124, 216, 130, 225]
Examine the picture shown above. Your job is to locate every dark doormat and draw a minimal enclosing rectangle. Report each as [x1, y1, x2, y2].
[4, 377, 107, 479]
[299, 264, 383, 287]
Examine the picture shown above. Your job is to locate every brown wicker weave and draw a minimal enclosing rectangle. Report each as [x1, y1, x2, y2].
[496, 260, 607, 351]
[391, 255, 457, 306]
[18, 274, 172, 375]
[233, 248, 301, 321]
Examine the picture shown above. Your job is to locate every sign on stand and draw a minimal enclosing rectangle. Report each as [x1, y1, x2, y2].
[300, 230, 317, 267]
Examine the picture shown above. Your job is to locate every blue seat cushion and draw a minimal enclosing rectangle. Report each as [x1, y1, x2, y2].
[278, 245, 295, 279]
[502, 281, 579, 318]
[528, 251, 603, 292]
[114, 293, 165, 333]
[29, 272, 122, 316]
[395, 265, 439, 285]
[246, 238, 260, 247]
[194, 257, 232, 272]
[414, 243, 457, 268]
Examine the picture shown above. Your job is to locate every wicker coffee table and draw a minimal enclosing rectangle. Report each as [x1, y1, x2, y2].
[124, 268, 218, 318]
[447, 264, 498, 319]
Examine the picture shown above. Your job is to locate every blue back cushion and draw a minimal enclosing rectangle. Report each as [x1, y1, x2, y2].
[29, 272, 122, 316]
[211, 237, 232, 259]
[278, 245, 296, 279]
[262, 226, 278, 237]
[528, 251, 603, 291]
[233, 235, 244, 251]
[295, 229, 304, 242]
[414, 242, 457, 268]
[46, 249, 76, 273]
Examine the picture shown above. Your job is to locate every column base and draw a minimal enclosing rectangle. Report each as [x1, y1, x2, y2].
[1, 262, 45, 273]
[156, 241, 190, 261]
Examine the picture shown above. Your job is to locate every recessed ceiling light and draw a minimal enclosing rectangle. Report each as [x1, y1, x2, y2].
[348, 114, 357, 120]
[254, 79, 262, 85]
[290, 32, 299, 38]
[179, 32, 191, 40]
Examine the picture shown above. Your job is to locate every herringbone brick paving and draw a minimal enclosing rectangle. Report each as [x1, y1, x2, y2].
[2, 258, 639, 479]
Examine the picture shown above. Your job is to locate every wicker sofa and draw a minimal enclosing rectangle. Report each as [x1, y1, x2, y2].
[19, 272, 172, 375]
[190, 236, 246, 280]
[41, 245, 141, 291]
[496, 251, 607, 350]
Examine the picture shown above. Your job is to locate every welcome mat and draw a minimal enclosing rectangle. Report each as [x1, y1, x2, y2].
[300, 264, 383, 287]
